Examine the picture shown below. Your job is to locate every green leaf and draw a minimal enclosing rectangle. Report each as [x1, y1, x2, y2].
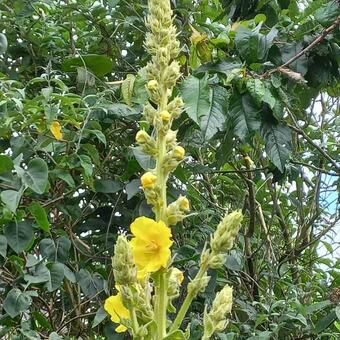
[281, 42, 308, 75]
[314, 1, 340, 27]
[132, 147, 156, 170]
[78, 154, 93, 176]
[0, 189, 23, 213]
[94, 179, 123, 193]
[89, 129, 107, 145]
[32, 311, 53, 330]
[62, 54, 112, 77]
[21, 158, 49, 194]
[126, 179, 141, 200]
[0, 155, 14, 173]
[29, 202, 50, 233]
[200, 85, 229, 141]
[314, 310, 337, 333]
[229, 93, 261, 140]
[336, 306, 340, 320]
[39, 237, 71, 263]
[4, 221, 34, 254]
[195, 60, 243, 76]
[181, 75, 228, 140]
[46, 262, 65, 292]
[0, 234, 7, 258]
[235, 25, 277, 64]
[181, 74, 211, 125]
[49, 332, 62, 340]
[76, 269, 105, 298]
[0, 33, 8, 54]
[3, 288, 32, 318]
[52, 169, 75, 188]
[92, 306, 107, 328]
[261, 122, 291, 172]
[24, 262, 50, 285]
[246, 78, 265, 105]
[305, 300, 332, 314]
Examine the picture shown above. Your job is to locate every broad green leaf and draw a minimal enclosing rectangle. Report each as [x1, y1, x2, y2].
[76, 269, 105, 298]
[39, 237, 71, 263]
[305, 300, 332, 314]
[0, 234, 7, 258]
[281, 42, 308, 75]
[24, 262, 50, 285]
[92, 306, 107, 328]
[94, 179, 123, 193]
[132, 147, 156, 170]
[52, 169, 75, 188]
[32, 311, 52, 330]
[126, 179, 141, 200]
[200, 85, 229, 141]
[0, 155, 13, 173]
[235, 25, 277, 64]
[229, 93, 261, 140]
[195, 60, 243, 76]
[49, 332, 62, 340]
[246, 78, 265, 105]
[29, 202, 50, 233]
[314, 310, 337, 333]
[46, 262, 64, 292]
[0, 33, 8, 54]
[181, 75, 228, 140]
[89, 129, 107, 145]
[4, 221, 34, 254]
[21, 158, 49, 194]
[314, 1, 340, 27]
[62, 54, 112, 76]
[3, 288, 32, 318]
[181, 74, 211, 125]
[0, 189, 23, 213]
[78, 154, 93, 176]
[336, 306, 340, 320]
[261, 122, 291, 172]
[63, 264, 76, 283]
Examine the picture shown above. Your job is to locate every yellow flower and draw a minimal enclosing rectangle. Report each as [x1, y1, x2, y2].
[160, 110, 171, 123]
[141, 172, 157, 189]
[130, 217, 173, 273]
[170, 267, 184, 285]
[147, 79, 158, 90]
[50, 121, 63, 140]
[104, 292, 130, 333]
[173, 146, 185, 160]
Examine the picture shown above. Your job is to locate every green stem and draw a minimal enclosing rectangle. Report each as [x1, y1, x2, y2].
[128, 305, 139, 336]
[169, 262, 209, 333]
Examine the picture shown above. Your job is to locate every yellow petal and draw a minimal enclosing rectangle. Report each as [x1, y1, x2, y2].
[104, 293, 130, 324]
[50, 121, 63, 140]
[115, 324, 127, 333]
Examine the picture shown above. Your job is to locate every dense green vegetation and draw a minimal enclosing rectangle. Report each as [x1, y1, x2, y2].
[0, 0, 339, 339]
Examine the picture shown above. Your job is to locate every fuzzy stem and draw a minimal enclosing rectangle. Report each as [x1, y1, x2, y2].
[169, 261, 209, 332]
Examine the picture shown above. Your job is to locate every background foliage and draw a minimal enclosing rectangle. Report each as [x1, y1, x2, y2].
[0, 0, 339, 339]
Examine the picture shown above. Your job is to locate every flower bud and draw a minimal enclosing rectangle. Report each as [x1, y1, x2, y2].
[111, 235, 137, 286]
[173, 146, 185, 160]
[136, 130, 149, 143]
[170, 267, 184, 285]
[160, 110, 171, 123]
[147, 79, 158, 90]
[141, 172, 157, 189]
[178, 196, 190, 211]
[188, 275, 210, 295]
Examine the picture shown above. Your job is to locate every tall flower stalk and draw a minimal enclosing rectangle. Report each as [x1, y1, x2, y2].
[103, 1, 243, 339]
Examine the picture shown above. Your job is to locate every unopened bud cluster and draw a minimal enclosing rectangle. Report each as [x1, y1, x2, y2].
[203, 285, 233, 339]
[112, 235, 137, 286]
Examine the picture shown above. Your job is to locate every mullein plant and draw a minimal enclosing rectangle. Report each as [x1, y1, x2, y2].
[103, 0, 243, 338]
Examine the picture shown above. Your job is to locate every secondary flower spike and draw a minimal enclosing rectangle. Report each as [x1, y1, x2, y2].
[129, 217, 173, 273]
